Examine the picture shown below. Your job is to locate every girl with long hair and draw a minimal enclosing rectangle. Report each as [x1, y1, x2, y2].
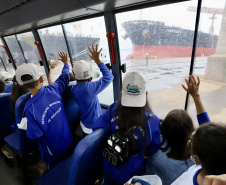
[93, 71, 161, 185]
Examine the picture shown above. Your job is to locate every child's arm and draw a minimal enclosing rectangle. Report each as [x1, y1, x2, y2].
[182, 75, 210, 125]
[92, 102, 115, 131]
[48, 60, 58, 85]
[146, 115, 161, 156]
[48, 51, 70, 96]
[87, 44, 114, 96]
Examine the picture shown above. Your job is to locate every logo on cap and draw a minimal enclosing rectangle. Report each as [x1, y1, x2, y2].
[84, 71, 89, 78]
[126, 84, 140, 95]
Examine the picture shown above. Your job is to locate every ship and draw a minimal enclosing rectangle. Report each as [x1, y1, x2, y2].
[0, 35, 100, 66]
[122, 20, 218, 59]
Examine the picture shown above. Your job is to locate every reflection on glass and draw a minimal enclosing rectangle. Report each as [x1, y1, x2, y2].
[116, 0, 198, 119]
[189, 0, 226, 125]
[5, 35, 26, 66]
[0, 38, 15, 74]
[63, 16, 113, 105]
[17, 32, 48, 86]
[38, 25, 71, 82]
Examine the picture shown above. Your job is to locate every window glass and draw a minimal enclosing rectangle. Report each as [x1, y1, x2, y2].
[0, 38, 15, 74]
[16, 32, 48, 85]
[0, 57, 5, 73]
[38, 25, 72, 82]
[188, 0, 226, 125]
[5, 35, 26, 66]
[63, 16, 113, 105]
[116, 0, 198, 119]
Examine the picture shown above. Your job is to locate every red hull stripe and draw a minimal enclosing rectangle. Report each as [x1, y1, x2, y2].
[126, 45, 216, 59]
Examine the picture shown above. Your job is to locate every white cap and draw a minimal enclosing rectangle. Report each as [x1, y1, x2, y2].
[15, 63, 42, 85]
[0, 71, 14, 81]
[72, 60, 99, 80]
[121, 71, 146, 107]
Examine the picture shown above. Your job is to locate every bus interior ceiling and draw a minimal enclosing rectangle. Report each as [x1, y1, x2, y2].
[0, 0, 188, 36]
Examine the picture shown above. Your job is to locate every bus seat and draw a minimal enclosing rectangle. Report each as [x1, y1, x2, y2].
[5, 82, 13, 93]
[4, 93, 38, 155]
[36, 128, 110, 185]
[36, 155, 72, 185]
[62, 83, 80, 137]
[0, 93, 14, 149]
[145, 147, 194, 185]
[68, 128, 110, 185]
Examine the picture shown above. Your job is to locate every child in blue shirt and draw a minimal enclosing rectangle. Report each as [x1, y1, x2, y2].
[71, 44, 114, 135]
[15, 51, 72, 168]
[93, 71, 161, 185]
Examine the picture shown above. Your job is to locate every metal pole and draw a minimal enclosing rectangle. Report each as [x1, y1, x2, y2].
[32, 29, 50, 78]
[15, 34, 28, 63]
[1, 37, 17, 69]
[184, 0, 203, 111]
[61, 24, 74, 66]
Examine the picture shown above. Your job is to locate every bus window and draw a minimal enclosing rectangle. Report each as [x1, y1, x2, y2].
[38, 25, 72, 82]
[188, 0, 226, 125]
[0, 38, 15, 75]
[4, 35, 26, 66]
[0, 56, 5, 73]
[16, 32, 48, 85]
[63, 16, 113, 105]
[116, 0, 198, 119]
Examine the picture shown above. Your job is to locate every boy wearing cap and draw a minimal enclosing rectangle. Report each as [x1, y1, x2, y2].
[16, 51, 72, 168]
[92, 71, 160, 185]
[71, 44, 114, 135]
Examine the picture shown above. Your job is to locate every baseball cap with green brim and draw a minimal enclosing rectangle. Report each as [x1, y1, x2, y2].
[72, 60, 99, 80]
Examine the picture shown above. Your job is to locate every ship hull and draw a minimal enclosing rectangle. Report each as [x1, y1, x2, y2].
[122, 20, 218, 59]
[126, 45, 216, 59]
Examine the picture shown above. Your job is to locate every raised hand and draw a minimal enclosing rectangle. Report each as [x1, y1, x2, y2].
[88, 43, 102, 65]
[50, 60, 58, 69]
[182, 75, 200, 99]
[58, 51, 69, 65]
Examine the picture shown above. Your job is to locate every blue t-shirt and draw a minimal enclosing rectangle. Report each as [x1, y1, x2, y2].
[71, 63, 114, 129]
[93, 101, 161, 184]
[24, 64, 72, 167]
[193, 168, 201, 185]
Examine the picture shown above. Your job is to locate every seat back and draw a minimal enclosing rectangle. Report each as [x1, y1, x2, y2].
[0, 93, 14, 148]
[68, 128, 110, 185]
[145, 141, 194, 184]
[15, 93, 38, 155]
[5, 82, 13, 93]
[62, 82, 80, 136]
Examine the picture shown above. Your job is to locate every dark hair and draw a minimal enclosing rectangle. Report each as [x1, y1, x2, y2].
[10, 76, 28, 118]
[21, 74, 39, 89]
[160, 109, 195, 160]
[115, 100, 152, 152]
[69, 72, 76, 82]
[76, 77, 92, 83]
[0, 79, 6, 93]
[192, 124, 226, 175]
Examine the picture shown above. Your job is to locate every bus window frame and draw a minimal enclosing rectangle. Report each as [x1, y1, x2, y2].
[0, 0, 204, 109]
